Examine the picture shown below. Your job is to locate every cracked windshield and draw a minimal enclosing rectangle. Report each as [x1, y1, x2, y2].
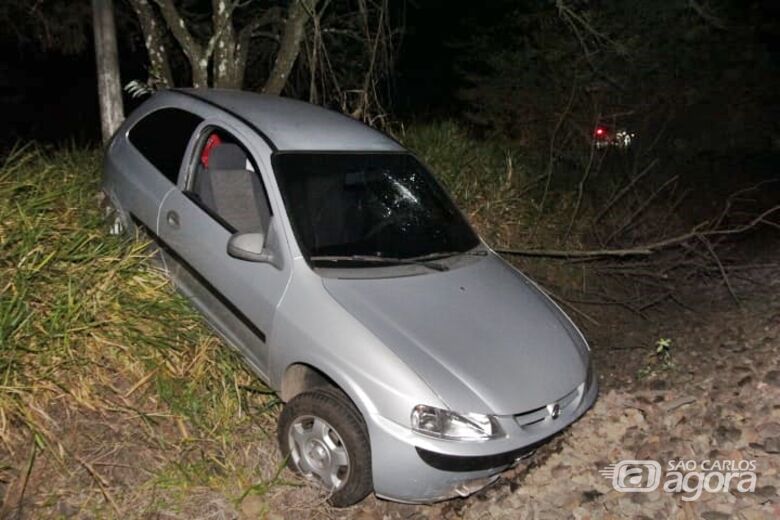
[273, 153, 479, 263]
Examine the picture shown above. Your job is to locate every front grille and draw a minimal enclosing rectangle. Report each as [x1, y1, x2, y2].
[513, 385, 583, 430]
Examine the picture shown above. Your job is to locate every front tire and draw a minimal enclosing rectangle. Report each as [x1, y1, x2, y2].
[278, 387, 373, 507]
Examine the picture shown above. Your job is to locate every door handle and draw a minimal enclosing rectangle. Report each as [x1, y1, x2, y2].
[166, 210, 180, 229]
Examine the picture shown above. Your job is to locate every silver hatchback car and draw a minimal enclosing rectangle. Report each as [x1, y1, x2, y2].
[102, 89, 597, 506]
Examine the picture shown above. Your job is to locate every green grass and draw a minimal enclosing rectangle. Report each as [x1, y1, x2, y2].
[0, 144, 281, 516]
[401, 122, 532, 244]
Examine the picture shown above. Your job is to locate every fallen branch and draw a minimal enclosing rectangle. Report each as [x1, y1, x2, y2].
[698, 235, 740, 306]
[604, 174, 679, 245]
[661, 395, 697, 412]
[496, 205, 780, 259]
[495, 246, 653, 258]
[543, 287, 601, 325]
[77, 456, 121, 515]
[594, 158, 658, 223]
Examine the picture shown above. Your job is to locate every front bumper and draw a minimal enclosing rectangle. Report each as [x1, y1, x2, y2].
[366, 376, 599, 503]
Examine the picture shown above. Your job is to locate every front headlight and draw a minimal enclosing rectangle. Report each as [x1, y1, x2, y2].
[411, 405, 504, 441]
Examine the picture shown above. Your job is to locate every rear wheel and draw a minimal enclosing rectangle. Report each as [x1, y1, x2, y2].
[278, 387, 372, 507]
[100, 191, 135, 237]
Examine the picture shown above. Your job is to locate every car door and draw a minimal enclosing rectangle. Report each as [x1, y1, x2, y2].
[117, 106, 204, 231]
[156, 121, 290, 379]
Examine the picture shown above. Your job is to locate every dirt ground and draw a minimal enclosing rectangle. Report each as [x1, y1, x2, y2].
[256, 264, 780, 520]
[2, 260, 779, 519]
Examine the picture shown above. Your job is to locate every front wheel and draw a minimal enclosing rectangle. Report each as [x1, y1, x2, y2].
[277, 387, 373, 507]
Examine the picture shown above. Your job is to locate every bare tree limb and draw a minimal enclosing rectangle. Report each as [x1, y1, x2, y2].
[564, 132, 600, 242]
[687, 0, 727, 29]
[495, 246, 654, 258]
[263, 0, 318, 95]
[594, 158, 658, 223]
[151, 0, 207, 86]
[604, 174, 679, 244]
[236, 7, 282, 86]
[543, 286, 601, 325]
[698, 235, 740, 305]
[531, 76, 578, 239]
[496, 205, 780, 258]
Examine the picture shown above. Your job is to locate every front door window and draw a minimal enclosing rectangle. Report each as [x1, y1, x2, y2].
[188, 129, 271, 235]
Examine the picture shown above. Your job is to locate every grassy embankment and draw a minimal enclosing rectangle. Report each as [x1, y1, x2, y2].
[0, 125, 552, 515]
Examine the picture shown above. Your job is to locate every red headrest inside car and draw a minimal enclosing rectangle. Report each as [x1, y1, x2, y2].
[200, 133, 223, 167]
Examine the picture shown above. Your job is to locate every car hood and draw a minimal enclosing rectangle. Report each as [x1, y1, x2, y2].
[322, 254, 589, 415]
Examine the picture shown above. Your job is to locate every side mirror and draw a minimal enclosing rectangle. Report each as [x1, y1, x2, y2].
[227, 232, 273, 263]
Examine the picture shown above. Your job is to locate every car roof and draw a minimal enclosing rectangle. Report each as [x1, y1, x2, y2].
[173, 89, 404, 152]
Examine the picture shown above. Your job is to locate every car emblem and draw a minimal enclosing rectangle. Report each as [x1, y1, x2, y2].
[547, 403, 561, 420]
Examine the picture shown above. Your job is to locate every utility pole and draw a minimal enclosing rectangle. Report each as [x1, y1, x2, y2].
[92, 0, 123, 144]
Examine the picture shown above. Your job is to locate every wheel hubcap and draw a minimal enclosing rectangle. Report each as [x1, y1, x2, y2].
[288, 415, 350, 491]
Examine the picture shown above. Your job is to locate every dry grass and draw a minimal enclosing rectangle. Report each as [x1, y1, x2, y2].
[0, 144, 295, 518]
[402, 121, 534, 246]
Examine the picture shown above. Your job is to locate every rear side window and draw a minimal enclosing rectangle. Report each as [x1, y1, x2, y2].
[128, 108, 203, 184]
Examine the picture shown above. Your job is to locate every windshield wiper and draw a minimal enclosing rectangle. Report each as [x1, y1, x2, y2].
[405, 248, 489, 262]
[310, 254, 449, 272]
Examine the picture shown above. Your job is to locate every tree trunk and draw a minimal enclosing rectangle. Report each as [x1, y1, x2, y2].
[130, 0, 310, 93]
[263, 0, 317, 95]
[153, 0, 208, 87]
[212, 0, 238, 88]
[128, 0, 173, 88]
[92, 0, 123, 143]
[236, 7, 282, 89]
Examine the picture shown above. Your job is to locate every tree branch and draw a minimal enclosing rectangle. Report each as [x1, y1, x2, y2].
[594, 158, 658, 223]
[151, 0, 207, 86]
[127, 0, 173, 88]
[151, 0, 202, 58]
[237, 6, 282, 86]
[604, 174, 679, 244]
[262, 0, 318, 95]
[496, 205, 780, 259]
